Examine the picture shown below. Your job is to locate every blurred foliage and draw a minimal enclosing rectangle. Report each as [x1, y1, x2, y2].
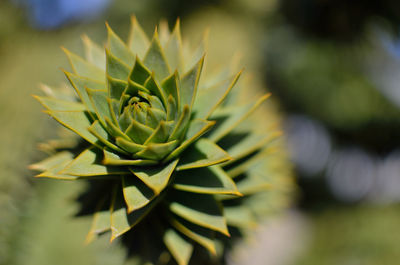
[10, 181, 126, 265]
[0, 2, 23, 41]
[266, 27, 400, 129]
[294, 205, 400, 265]
[263, 1, 400, 262]
[265, 26, 400, 152]
[0, 3, 66, 263]
[183, 8, 263, 72]
[280, 0, 400, 41]
[158, 0, 222, 21]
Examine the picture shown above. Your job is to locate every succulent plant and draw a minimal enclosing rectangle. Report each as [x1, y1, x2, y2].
[31, 17, 292, 265]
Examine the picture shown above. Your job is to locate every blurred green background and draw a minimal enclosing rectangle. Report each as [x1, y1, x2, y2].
[1, 0, 400, 264]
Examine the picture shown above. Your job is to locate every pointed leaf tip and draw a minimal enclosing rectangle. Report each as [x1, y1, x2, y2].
[193, 70, 242, 119]
[180, 55, 204, 111]
[62, 46, 104, 81]
[128, 16, 149, 58]
[129, 159, 179, 195]
[144, 29, 170, 80]
[106, 22, 135, 65]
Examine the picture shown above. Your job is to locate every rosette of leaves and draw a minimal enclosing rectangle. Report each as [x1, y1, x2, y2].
[31, 17, 292, 265]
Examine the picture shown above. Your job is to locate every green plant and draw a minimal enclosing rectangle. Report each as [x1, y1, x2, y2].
[31, 17, 292, 265]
